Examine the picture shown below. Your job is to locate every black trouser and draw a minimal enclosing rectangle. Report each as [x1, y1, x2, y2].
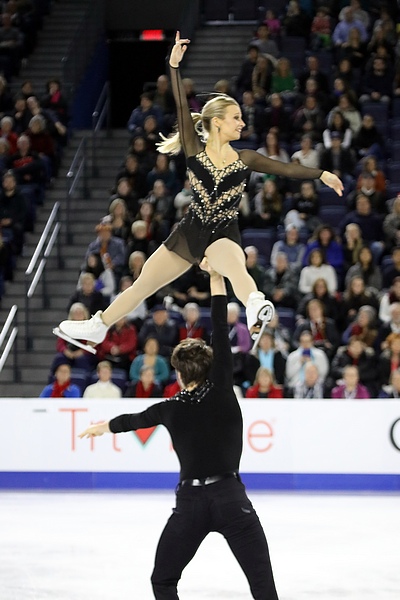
[151, 477, 279, 599]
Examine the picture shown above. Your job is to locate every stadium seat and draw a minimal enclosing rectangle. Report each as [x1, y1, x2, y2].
[387, 162, 400, 184]
[318, 206, 347, 231]
[241, 229, 277, 266]
[318, 187, 339, 207]
[70, 369, 90, 394]
[277, 307, 296, 332]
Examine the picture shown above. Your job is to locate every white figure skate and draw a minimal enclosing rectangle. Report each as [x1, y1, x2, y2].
[246, 292, 275, 352]
[52, 328, 97, 354]
[54, 310, 108, 353]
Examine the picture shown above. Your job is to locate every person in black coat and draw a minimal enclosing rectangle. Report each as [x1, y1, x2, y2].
[78, 262, 280, 600]
[329, 336, 378, 396]
[319, 131, 356, 183]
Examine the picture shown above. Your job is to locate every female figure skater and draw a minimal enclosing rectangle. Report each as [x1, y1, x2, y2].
[56, 32, 343, 349]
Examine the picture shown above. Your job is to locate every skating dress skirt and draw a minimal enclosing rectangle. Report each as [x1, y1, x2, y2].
[164, 149, 250, 264]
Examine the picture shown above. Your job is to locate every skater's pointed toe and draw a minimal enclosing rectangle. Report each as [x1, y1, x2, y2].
[57, 310, 108, 345]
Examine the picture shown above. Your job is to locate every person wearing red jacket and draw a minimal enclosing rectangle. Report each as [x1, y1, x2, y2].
[245, 367, 283, 398]
[97, 315, 137, 371]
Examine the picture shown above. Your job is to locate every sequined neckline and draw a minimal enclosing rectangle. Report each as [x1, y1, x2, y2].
[198, 150, 244, 172]
[170, 380, 214, 404]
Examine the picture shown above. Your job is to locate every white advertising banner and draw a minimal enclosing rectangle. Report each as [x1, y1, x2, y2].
[1, 399, 400, 475]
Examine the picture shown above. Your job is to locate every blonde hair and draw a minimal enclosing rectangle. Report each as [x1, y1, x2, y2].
[157, 94, 240, 155]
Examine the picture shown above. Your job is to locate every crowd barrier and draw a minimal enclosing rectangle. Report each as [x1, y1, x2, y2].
[1, 399, 399, 491]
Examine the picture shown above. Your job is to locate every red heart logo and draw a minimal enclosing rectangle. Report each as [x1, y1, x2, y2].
[133, 426, 158, 445]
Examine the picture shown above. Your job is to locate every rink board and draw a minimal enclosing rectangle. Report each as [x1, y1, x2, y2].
[1, 399, 400, 490]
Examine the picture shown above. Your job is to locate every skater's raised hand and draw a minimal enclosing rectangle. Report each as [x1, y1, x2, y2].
[78, 421, 110, 439]
[320, 171, 344, 197]
[169, 31, 190, 68]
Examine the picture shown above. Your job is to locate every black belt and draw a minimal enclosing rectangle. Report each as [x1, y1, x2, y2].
[180, 471, 239, 487]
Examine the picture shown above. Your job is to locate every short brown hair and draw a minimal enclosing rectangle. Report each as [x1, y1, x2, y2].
[171, 338, 213, 387]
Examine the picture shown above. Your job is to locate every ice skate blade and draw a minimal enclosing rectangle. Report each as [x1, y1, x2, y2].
[251, 318, 270, 353]
[53, 327, 97, 354]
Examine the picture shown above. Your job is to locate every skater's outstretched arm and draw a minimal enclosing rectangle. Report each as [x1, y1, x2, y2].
[239, 149, 344, 196]
[169, 31, 203, 158]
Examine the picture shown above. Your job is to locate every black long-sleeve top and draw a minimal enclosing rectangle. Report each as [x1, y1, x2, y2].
[109, 295, 243, 481]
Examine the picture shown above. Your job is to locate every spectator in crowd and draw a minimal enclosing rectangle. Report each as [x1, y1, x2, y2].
[97, 315, 138, 372]
[332, 6, 368, 51]
[180, 78, 201, 112]
[0, 169, 27, 256]
[303, 225, 344, 277]
[227, 301, 252, 385]
[296, 277, 340, 323]
[236, 44, 260, 97]
[331, 364, 370, 399]
[0, 115, 18, 153]
[0, 75, 13, 118]
[378, 302, 400, 349]
[350, 171, 385, 214]
[360, 57, 394, 104]
[330, 336, 377, 396]
[244, 245, 266, 289]
[51, 303, 96, 375]
[285, 330, 329, 388]
[338, 0, 370, 30]
[379, 277, 400, 323]
[112, 274, 147, 327]
[340, 194, 384, 256]
[271, 57, 297, 98]
[264, 312, 292, 356]
[145, 179, 175, 230]
[11, 95, 30, 134]
[283, 0, 311, 38]
[382, 246, 400, 288]
[291, 135, 319, 169]
[263, 252, 299, 309]
[262, 9, 281, 38]
[249, 24, 279, 58]
[339, 25, 367, 70]
[83, 361, 122, 399]
[319, 131, 355, 183]
[358, 155, 386, 195]
[125, 365, 163, 398]
[291, 362, 325, 399]
[322, 110, 352, 149]
[270, 224, 306, 273]
[163, 378, 182, 398]
[298, 55, 330, 96]
[378, 333, 400, 386]
[341, 275, 379, 326]
[248, 130, 290, 194]
[173, 177, 192, 220]
[345, 246, 382, 292]
[353, 114, 384, 160]
[244, 328, 286, 387]
[342, 222, 364, 270]
[7, 133, 44, 193]
[310, 6, 332, 50]
[285, 180, 320, 232]
[383, 200, 400, 253]
[129, 336, 170, 386]
[138, 305, 179, 359]
[129, 135, 156, 174]
[39, 363, 81, 398]
[245, 367, 283, 398]
[41, 78, 69, 126]
[179, 302, 208, 342]
[378, 368, 400, 398]
[25, 114, 56, 179]
[152, 74, 175, 131]
[115, 156, 147, 209]
[168, 265, 211, 308]
[146, 154, 179, 197]
[105, 198, 132, 243]
[78, 252, 115, 301]
[263, 94, 291, 141]
[67, 272, 107, 316]
[238, 90, 265, 146]
[0, 12, 24, 78]
[342, 305, 378, 348]
[251, 54, 273, 102]
[252, 179, 282, 228]
[85, 222, 126, 282]
[292, 96, 325, 144]
[293, 298, 339, 359]
[299, 248, 338, 295]
[127, 92, 163, 138]
[332, 94, 362, 135]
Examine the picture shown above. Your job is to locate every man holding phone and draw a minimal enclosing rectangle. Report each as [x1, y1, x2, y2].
[285, 330, 329, 388]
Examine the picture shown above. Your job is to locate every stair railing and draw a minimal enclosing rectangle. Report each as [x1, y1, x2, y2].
[91, 81, 111, 177]
[61, 0, 106, 100]
[0, 305, 19, 382]
[65, 137, 89, 245]
[25, 202, 63, 351]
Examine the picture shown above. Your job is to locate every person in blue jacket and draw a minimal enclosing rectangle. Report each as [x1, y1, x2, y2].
[39, 362, 81, 398]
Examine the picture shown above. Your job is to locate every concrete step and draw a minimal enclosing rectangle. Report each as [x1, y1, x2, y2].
[0, 382, 45, 398]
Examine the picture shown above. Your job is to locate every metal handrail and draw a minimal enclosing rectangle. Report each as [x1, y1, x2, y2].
[92, 81, 111, 177]
[65, 137, 89, 244]
[25, 202, 63, 350]
[0, 305, 19, 381]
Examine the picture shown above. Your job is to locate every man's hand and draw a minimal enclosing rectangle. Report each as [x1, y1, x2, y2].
[78, 421, 110, 439]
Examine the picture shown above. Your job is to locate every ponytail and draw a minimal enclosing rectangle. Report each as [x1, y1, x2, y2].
[157, 113, 206, 155]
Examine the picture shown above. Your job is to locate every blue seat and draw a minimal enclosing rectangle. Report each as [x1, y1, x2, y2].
[70, 368, 90, 394]
[318, 206, 347, 231]
[361, 102, 389, 122]
[277, 307, 296, 332]
[280, 35, 306, 55]
[89, 368, 128, 393]
[241, 229, 277, 266]
[318, 187, 339, 207]
[387, 162, 400, 184]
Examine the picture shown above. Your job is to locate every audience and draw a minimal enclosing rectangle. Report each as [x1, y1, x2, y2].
[83, 361, 122, 399]
[39, 363, 81, 398]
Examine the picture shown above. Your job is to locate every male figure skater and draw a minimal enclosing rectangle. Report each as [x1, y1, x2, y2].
[79, 259, 279, 599]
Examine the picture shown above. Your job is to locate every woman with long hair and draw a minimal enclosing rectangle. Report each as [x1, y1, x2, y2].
[57, 32, 342, 349]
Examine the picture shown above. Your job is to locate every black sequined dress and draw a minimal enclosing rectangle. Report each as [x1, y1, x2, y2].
[164, 66, 323, 264]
